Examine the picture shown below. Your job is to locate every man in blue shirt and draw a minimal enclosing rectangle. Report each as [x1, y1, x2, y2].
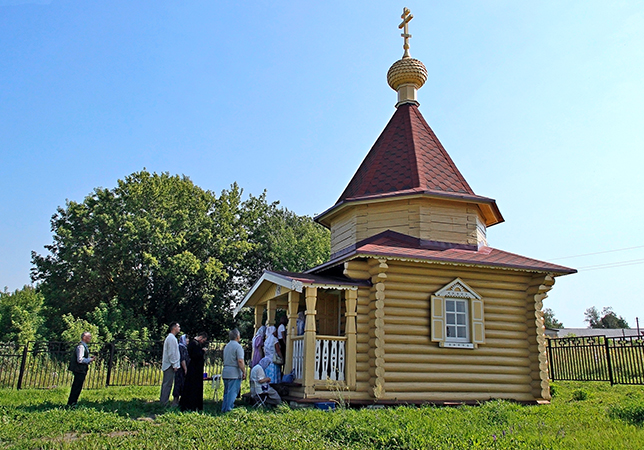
[67, 332, 95, 407]
[221, 328, 246, 412]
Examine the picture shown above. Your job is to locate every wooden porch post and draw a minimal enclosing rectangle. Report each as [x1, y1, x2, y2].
[344, 289, 358, 388]
[266, 299, 277, 327]
[284, 291, 299, 374]
[303, 287, 318, 396]
[254, 305, 265, 333]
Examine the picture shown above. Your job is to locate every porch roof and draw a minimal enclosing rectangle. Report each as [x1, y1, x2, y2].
[233, 270, 370, 316]
[310, 230, 576, 276]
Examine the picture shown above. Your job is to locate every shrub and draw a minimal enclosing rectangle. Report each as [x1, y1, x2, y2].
[571, 389, 588, 401]
[609, 403, 644, 426]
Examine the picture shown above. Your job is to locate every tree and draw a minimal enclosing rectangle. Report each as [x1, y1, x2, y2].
[584, 306, 629, 329]
[543, 307, 564, 329]
[0, 286, 44, 344]
[32, 171, 249, 339]
[237, 191, 330, 284]
[31, 170, 330, 340]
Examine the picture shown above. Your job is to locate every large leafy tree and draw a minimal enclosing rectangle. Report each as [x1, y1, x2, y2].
[584, 306, 629, 329]
[32, 171, 250, 339]
[31, 171, 330, 340]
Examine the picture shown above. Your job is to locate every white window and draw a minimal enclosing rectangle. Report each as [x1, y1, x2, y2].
[445, 299, 469, 341]
[431, 278, 484, 349]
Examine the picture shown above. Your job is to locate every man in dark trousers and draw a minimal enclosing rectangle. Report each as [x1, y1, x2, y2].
[67, 331, 95, 407]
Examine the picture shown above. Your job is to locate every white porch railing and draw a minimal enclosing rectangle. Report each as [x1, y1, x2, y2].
[314, 336, 346, 381]
[291, 335, 347, 382]
[291, 336, 304, 380]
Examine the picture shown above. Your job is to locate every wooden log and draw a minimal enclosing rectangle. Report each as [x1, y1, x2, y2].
[485, 330, 528, 340]
[384, 371, 533, 385]
[384, 306, 428, 317]
[380, 391, 536, 402]
[484, 338, 529, 349]
[484, 321, 528, 332]
[384, 362, 530, 375]
[383, 289, 432, 301]
[384, 334, 530, 349]
[384, 324, 428, 336]
[485, 313, 530, 323]
[385, 298, 429, 309]
[344, 269, 371, 280]
[383, 381, 532, 393]
[385, 352, 530, 366]
[484, 305, 527, 316]
[382, 315, 430, 327]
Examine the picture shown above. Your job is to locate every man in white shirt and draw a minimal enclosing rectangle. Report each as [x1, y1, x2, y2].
[67, 331, 95, 407]
[250, 357, 281, 406]
[160, 322, 181, 405]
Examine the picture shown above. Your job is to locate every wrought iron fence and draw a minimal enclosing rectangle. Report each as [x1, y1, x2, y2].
[547, 335, 644, 385]
[0, 340, 250, 390]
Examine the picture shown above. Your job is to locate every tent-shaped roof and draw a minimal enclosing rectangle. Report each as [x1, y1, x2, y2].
[316, 103, 503, 227]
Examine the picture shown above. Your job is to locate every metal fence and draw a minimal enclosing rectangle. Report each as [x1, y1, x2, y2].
[0, 340, 250, 390]
[547, 335, 644, 385]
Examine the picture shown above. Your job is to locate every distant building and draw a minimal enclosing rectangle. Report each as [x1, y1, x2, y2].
[550, 328, 641, 338]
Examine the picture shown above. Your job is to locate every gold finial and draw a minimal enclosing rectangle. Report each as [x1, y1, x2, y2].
[399, 7, 413, 58]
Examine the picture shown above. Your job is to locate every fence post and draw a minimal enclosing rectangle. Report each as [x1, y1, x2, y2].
[105, 342, 115, 387]
[547, 338, 555, 381]
[605, 337, 614, 385]
[16, 343, 29, 390]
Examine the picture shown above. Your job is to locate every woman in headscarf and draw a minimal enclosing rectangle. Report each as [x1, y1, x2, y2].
[171, 334, 190, 406]
[250, 356, 282, 406]
[251, 325, 266, 367]
[262, 326, 282, 383]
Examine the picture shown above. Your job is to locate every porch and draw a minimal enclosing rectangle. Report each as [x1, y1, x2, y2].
[234, 270, 369, 398]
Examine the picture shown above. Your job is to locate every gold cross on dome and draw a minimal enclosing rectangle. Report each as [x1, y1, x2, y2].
[399, 7, 413, 58]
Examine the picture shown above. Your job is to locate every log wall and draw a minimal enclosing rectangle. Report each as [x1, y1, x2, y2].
[345, 257, 554, 403]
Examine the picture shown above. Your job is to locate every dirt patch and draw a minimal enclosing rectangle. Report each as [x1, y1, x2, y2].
[106, 431, 138, 437]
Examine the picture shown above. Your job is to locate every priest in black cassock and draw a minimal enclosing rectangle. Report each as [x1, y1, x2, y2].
[179, 332, 208, 411]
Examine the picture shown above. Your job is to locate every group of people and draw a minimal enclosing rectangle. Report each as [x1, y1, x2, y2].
[66, 317, 296, 411]
[160, 322, 209, 411]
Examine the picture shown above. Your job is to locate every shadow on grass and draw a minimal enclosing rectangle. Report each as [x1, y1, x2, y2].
[13, 397, 240, 419]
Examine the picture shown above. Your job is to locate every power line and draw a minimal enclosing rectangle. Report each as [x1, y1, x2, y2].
[550, 245, 644, 261]
[579, 258, 644, 271]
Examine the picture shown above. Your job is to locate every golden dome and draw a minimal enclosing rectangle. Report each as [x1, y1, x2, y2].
[387, 57, 428, 91]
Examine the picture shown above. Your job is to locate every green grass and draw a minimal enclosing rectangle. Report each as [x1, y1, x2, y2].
[1, 382, 644, 449]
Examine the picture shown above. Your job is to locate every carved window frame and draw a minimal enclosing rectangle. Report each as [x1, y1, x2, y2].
[431, 278, 485, 349]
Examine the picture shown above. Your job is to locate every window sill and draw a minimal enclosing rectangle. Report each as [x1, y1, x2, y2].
[440, 342, 475, 349]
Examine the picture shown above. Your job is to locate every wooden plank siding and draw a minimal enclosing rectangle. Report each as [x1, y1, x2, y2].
[329, 198, 488, 256]
[344, 258, 553, 403]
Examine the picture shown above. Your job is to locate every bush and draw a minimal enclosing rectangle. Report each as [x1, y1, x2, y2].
[609, 403, 644, 426]
[571, 389, 589, 401]
[550, 382, 558, 398]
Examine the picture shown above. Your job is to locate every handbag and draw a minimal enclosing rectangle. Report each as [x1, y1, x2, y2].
[272, 353, 283, 365]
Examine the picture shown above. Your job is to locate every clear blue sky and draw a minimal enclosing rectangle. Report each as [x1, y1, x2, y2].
[1, 1, 643, 328]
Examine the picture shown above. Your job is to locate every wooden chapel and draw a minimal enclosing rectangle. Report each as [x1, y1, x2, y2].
[234, 8, 576, 405]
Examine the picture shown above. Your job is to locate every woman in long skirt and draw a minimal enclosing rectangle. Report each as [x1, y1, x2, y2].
[262, 326, 281, 384]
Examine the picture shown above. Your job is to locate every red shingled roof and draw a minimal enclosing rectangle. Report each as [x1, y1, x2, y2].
[312, 230, 576, 275]
[337, 103, 475, 203]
